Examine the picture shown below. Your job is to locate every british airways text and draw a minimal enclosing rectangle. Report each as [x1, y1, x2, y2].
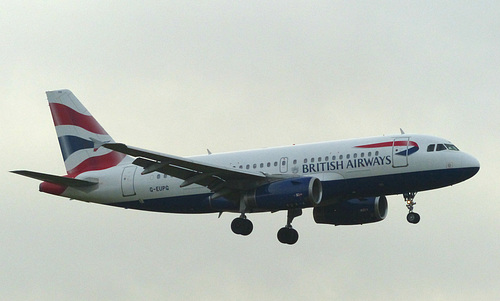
[302, 155, 392, 173]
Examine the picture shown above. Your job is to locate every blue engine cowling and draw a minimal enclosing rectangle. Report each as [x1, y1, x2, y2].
[246, 177, 323, 211]
[313, 196, 388, 225]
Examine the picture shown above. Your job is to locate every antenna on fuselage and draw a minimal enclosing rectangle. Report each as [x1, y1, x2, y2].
[400, 128, 405, 134]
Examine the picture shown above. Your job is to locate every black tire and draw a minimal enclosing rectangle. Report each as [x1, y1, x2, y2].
[231, 217, 253, 235]
[231, 218, 243, 234]
[288, 228, 299, 245]
[407, 212, 421, 224]
[277, 227, 288, 244]
[241, 218, 253, 236]
[277, 227, 299, 245]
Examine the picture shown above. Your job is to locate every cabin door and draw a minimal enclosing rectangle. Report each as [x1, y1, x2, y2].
[392, 138, 409, 168]
[121, 166, 137, 196]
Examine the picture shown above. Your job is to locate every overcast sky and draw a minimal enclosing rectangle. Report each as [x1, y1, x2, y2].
[1, 1, 499, 300]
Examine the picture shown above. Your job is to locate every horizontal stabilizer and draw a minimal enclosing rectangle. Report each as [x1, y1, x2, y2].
[11, 170, 98, 187]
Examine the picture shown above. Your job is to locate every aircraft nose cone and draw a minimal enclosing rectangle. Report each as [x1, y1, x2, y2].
[463, 153, 480, 178]
[468, 153, 480, 168]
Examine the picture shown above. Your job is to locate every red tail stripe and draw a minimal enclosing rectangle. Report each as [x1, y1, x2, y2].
[67, 151, 126, 177]
[49, 103, 108, 135]
[356, 141, 418, 148]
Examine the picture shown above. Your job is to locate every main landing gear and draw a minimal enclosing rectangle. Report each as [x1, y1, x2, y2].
[404, 192, 420, 224]
[231, 197, 253, 236]
[277, 209, 302, 245]
[231, 214, 253, 236]
[230, 208, 302, 245]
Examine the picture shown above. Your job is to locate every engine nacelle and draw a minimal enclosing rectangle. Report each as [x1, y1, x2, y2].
[313, 196, 388, 225]
[246, 177, 323, 211]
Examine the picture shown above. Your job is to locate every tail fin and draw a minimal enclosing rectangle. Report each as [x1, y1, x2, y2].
[47, 89, 126, 176]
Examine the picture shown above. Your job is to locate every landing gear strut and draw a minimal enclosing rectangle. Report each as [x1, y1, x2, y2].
[404, 192, 420, 224]
[277, 208, 302, 245]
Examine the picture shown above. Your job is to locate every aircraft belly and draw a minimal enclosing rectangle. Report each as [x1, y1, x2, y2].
[321, 167, 479, 202]
[109, 193, 238, 214]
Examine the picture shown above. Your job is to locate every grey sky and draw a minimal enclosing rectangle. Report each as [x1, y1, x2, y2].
[1, 1, 499, 300]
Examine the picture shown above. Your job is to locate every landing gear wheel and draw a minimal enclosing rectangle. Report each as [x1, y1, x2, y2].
[231, 217, 253, 236]
[277, 209, 302, 245]
[407, 212, 421, 224]
[403, 192, 421, 224]
[277, 227, 299, 245]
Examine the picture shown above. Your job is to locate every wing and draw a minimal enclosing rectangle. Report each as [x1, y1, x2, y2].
[104, 143, 283, 200]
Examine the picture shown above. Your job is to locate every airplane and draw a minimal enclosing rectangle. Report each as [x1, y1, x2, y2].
[12, 89, 480, 245]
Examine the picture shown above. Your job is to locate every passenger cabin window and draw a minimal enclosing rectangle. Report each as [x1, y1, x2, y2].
[427, 144, 435, 152]
[436, 144, 447, 151]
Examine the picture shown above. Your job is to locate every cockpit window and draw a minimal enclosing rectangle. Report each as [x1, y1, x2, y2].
[436, 144, 447, 151]
[428, 143, 460, 152]
[445, 144, 459, 151]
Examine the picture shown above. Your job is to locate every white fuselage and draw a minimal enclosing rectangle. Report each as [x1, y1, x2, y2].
[62, 134, 479, 214]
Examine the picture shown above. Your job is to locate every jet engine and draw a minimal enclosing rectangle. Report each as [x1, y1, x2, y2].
[246, 177, 323, 210]
[313, 196, 388, 225]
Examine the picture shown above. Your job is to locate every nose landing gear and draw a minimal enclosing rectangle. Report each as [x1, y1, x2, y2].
[404, 192, 420, 224]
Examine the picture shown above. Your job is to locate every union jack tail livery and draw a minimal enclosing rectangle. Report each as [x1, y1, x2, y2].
[47, 90, 127, 176]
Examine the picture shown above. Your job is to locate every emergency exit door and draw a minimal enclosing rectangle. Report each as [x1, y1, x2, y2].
[280, 157, 288, 173]
[121, 166, 137, 196]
